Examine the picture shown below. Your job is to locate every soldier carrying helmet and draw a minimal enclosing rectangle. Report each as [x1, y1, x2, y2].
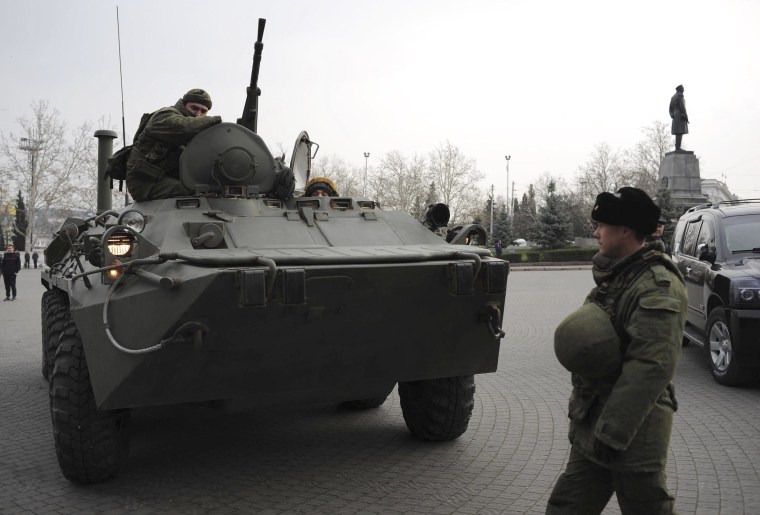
[548, 187, 687, 514]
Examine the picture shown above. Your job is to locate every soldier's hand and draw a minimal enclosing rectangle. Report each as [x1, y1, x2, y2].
[593, 439, 620, 463]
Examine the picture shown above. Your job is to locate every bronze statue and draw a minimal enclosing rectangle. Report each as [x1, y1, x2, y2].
[669, 85, 689, 151]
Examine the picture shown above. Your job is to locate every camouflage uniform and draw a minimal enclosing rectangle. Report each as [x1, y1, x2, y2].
[547, 241, 687, 515]
[126, 100, 221, 201]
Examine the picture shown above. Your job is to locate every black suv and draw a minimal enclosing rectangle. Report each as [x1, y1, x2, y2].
[671, 199, 760, 385]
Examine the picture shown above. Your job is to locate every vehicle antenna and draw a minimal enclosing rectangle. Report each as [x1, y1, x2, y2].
[116, 6, 130, 204]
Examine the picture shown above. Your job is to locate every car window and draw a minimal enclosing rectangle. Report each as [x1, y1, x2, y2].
[672, 220, 686, 254]
[724, 214, 760, 253]
[682, 219, 702, 257]
[697, 217, 715, 248]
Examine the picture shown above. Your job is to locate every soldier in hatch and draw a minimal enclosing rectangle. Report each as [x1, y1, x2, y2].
[303, 176, 339, 198]
[126, 89, 222, 201]
[547, 187, 687, 514]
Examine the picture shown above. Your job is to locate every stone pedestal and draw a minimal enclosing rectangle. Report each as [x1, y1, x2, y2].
[658, 150, 706, 210]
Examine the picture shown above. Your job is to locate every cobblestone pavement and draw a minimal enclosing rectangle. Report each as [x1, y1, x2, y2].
[2, 267, 759, 514]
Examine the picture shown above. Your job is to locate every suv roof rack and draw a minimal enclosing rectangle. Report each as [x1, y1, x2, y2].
[685, 198, 760, 213]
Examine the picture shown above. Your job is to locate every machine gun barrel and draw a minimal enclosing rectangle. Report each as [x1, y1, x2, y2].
[237, 18, 266, 133]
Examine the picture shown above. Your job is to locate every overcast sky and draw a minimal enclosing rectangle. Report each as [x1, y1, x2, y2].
[1, 0, 758, 200]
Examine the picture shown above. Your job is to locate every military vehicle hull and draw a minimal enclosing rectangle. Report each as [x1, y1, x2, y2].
[43, 196, 506, 411]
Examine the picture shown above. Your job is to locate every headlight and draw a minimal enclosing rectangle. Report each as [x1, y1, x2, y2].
[729, 277, 760, 306]
[118, 210, 146, 233]
[107, 230, 134, 257]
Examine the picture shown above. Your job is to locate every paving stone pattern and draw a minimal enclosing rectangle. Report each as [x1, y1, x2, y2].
[1, 268, 759, 514]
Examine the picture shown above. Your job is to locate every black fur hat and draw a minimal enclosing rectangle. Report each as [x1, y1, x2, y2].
[591, 187, 661, 235]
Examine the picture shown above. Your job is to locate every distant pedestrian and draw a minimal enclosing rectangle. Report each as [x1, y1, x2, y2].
[2, 244, 21, 301]
[494, 240, 503, 259]
[24, 251, 30, 269]
[32, 251, 39, 269]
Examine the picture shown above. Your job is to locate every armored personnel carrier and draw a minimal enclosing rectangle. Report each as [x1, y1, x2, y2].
[40, 19, 508, 483]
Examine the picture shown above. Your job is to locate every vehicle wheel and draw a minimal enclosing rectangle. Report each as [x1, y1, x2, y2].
[50, 321, 131, 483]
[41, 289, 70, 380]
[706, 307, 747, 386]
[398, 375, 475, 441]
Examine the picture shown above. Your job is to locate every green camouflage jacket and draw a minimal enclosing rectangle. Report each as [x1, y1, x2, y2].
[127, 100, 221, 184]
[568, 241, 687, 472]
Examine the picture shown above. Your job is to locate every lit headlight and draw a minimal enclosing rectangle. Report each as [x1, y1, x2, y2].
[107, 231, 134, 257]
[730, 277, 760, 306]
[118, 210, 146, 233]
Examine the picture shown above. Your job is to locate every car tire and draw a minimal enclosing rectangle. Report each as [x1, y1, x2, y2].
[50, 320, 131, 483]
[398, 375, 474, 441]
[706, 307, 748, 386]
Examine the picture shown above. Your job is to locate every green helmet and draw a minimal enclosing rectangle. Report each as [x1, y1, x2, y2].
[554, 303, 622, 378]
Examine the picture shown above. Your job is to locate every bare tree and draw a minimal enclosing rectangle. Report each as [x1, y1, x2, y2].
[312, 154, 364, 197]
[428, 141, 484, 224]
[623, 120, 671, 196]
[577, 142, 625, 201]
[370, 150, 427, 215]
[0, 101, 98, 250]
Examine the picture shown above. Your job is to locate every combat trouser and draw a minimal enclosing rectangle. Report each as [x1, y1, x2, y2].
[126, 147, 192, 202]
[546, 447, 676, 515]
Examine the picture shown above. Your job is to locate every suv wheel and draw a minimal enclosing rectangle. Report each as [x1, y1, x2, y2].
[706, 307, 747, 386]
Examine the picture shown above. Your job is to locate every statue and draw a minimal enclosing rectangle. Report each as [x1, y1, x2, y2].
[669, 85, 689, 151]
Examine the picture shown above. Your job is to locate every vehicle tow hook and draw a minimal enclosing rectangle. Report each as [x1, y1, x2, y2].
[480, 304, 505, 340]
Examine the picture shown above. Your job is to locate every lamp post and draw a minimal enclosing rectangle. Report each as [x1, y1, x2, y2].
[504, 155, 511, 217]
[489, 184, 494, 237]
[19, 134, 42, 252]
[363, 152, 370, 197]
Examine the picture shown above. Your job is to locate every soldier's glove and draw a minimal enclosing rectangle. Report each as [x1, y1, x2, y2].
[270, 167, 295, 201]
[593, 439, 621, 464]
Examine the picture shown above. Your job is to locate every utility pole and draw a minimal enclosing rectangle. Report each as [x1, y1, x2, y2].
[363, 152, 370, 197]
[511, 180, 515, 231]
[505, 155, 511, 217]
[19, 133, 42, 252]
[489, 184, 494, 237]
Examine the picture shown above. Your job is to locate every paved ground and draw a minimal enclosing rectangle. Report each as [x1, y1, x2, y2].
[2, 266, 759, 514]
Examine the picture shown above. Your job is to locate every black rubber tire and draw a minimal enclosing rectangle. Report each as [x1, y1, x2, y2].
[706, 307, 747, 386]
[398, 375, 475, 441]
[50, 322, 131, 483]
[41, 289, 70, 381]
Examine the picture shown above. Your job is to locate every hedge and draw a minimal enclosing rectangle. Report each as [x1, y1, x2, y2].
[504, 246, 597, 263]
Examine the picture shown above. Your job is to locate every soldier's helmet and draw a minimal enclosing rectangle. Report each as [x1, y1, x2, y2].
[554, 302, 622, 378]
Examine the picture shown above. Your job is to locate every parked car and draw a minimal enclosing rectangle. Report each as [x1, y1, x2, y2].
[671, 199, 760, 385]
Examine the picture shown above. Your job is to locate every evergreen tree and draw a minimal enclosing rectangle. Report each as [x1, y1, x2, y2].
[534, 180, 573, 249]
[492, 200, 512, 244]
[13, 191, 28, 251]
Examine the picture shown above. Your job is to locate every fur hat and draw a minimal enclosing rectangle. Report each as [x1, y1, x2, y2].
[182, 88, 212, 109]
[591, 187, 661, 235]
[304, 176, 339, 197]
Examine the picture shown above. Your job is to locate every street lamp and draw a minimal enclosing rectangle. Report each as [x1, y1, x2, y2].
[363, 152, 370, 197]
[19, 134, 42, 252]
[504, 155, 511, 216]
